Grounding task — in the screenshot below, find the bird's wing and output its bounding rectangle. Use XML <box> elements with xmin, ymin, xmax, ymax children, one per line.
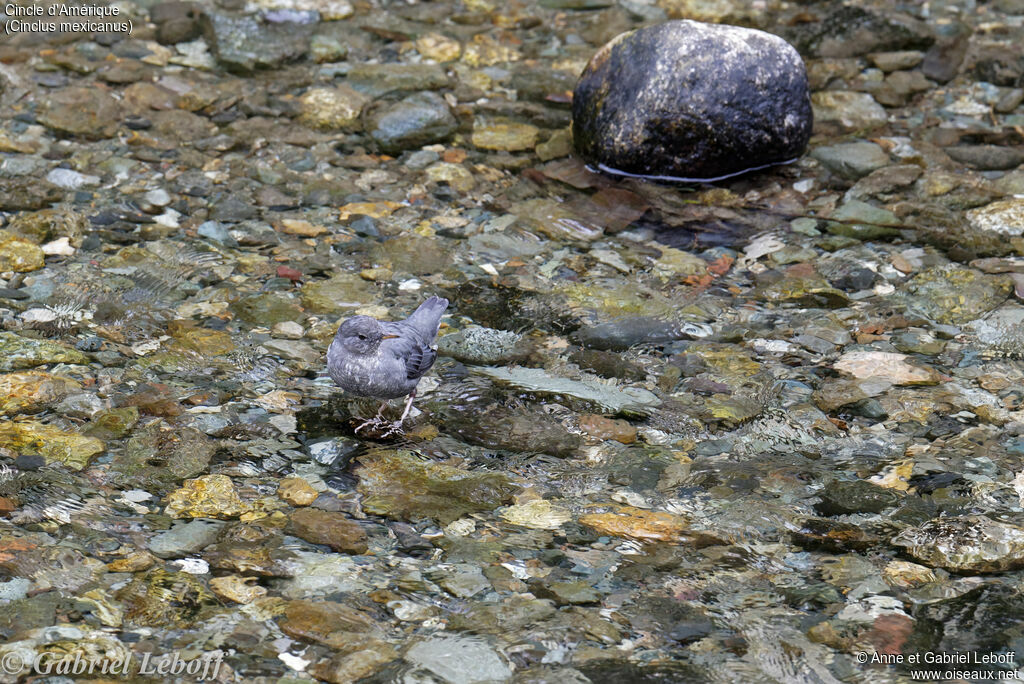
<box><xmin>402</xmin><ymin>341</ymin><xmax>437</xmax><ymax>381</ymax></box>
<box><xmin>381</xmin><ymin>321</ymin><xmax>439</xmax><ymax>381</ymax></box>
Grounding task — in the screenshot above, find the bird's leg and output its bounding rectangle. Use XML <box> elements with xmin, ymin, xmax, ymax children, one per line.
<box><xmin>354</xmin><ymin>401</ymin><xmax>390</xmax><ymax>434</ymax></box>
<box><xmin>380</xmin><ymin>390</ymin><xmax>417</xmax><ymax>437</ymax></box>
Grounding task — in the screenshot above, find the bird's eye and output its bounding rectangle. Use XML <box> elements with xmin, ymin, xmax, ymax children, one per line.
<box><xmin>357</xmin><ymin>334</ymin><xmax>366</xmax><ymax>340</ymax></box>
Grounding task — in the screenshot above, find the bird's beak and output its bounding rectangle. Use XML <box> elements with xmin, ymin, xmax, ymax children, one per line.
<box><xmin>381</xmin><ymin>334</ymin><xmax>400</xmax><ymax>340</ymax></box>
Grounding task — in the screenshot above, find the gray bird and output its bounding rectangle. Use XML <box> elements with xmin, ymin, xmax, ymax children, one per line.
<box><xmin>327</xmin><ymin>295</ymin><xmax>449</xmax><ymax>436</ymax></box>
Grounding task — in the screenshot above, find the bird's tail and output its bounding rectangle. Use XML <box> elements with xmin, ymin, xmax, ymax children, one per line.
<box><xmin>406</xmin><ymin>296</ymin><xmax>449</xmax><ymax>335</ymax></box>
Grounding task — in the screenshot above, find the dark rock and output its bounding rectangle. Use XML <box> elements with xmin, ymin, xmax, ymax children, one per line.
<box><xmin>829</xmin><ymin>266</ymin><xmax>878</xmax><ymax>292</ymax></box>
<box><xmin>572</xmin><ymin>316</ymin><xmax>708</xmax><ymax>351</ymax></box>
<box><xmin>364</xmin><ymin>91</ymin><xmax>458</xmax><ymax>154</ymax></box>
<box><xmin>569</xmin><ymin>348</ymin><xmax>647</xmax><ymax>381</ymax></box>
<box><xmin>791</xmin><ymin>517</ymin><xmax>878</xmax><ymax>552</ymax></box>
<box><xmin>572</xmin><ymin>20</ymin><xmax>812</xmax><ymax>182</ymax></box>
<box><xmin>815</xmin><ymin>479</ymin><xmax>903</xmax><ymax>516</ymax></box>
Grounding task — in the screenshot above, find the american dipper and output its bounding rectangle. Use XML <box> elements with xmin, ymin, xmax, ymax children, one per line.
<box><xmin>327</xmin><ymin>295</ymin><xmax>449</xmax><ymax>436</ymax></box>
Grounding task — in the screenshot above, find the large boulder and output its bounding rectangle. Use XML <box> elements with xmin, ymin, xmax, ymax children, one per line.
<box><xmin>572</xmin><ymin>20</ymin><xmax>812</xmax><ymax>182</ymax></box>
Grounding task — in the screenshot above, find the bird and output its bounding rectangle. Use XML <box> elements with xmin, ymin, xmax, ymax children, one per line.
<box><xmin>327</xmin><ymin>295</ymin><xmax>449</xmax><ymax>436</ymax></box>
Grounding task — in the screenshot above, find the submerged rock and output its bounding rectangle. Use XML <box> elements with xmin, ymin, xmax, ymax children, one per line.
<box><xmin>355</xmin><ymin>450</ymin><xmax>519</xmax><ymax>525</ymax></box>
<box><xmin>892</xmin><ymin>516</ymin><xmax>1024</xmax><ymax>573</ymax></box>
<box><xmin>0</xmin><ymin>371</ymin><xmax>81</xmax><ymax>416</ymax></box>
<box><xmin>572</xmin><ymin>20</ymin><xmax>812</xmax><ymax>181</ymax></box>
<box><xmin>0</xmin><ymin>420</ymin><xmax>104</xmax><ymax>471</ymax></box>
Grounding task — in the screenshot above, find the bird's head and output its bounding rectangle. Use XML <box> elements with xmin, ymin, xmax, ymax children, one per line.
<box><xmin>335</xmin><ymin>316</ymin><xmax>398</xmax><ymax>355</ymax></box>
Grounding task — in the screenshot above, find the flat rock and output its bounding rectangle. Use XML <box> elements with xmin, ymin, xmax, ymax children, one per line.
<box><xmin>38</xmin><ymin>87</ymin><xmax>121</xmax><ymax>139</ymax></box>
<box><xmin>833</xmin><ymin>351</ymin><xmax>941</xmax><ymax>385</ymax></box>
<box><xmin>812</xmin><ymin>141</ymin><xmax>891</xmax><ymax>180</ymax></box>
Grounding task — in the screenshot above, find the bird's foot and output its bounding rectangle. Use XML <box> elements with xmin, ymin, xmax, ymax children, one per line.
<box><xmin>378</xmin><ymin>420</ymin><xmax>406</xmax><ymax>438</ymax></box>
<box><xmin>354</xmin><ymin>415</ymin><xmax>391</xmax><ymax>434</ymax></box>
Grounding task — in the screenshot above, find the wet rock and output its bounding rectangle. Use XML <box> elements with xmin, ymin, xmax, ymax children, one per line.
<box><xmin>355</xmin><ymin>450</ymin><xmax>519</xmax><ymax>525</ymax></box>
<box><xmin>6</xmin><ymin>208</ymin><xmax>87</xmax><ymax>245</ymax></box>
<box><xmin>299</xmin><ymin>85</ymin><xmax>369</xmax><ymax>131</ymax></box>
<box><xmin>905</xmin><ymin>267</ymin><xmax>1011</xmax><ymax>325</ymax></box>
<box><xmin>815</xmin><ymin>479</ymin><xmax>904</xmax><ymax>515</ymax></box>
<box><xmin>892</xmin><ymin>516</ymin><xmax>1024</xmax><ymax>573</ymax></box>
<box><xmin>573</xmin><ymin>20</ymin><xmax>812</xmax><ymax>181</ymax></box>
<box><xmin>533</xmin><ymin>580</ymin><xmax>600</xmax><ymax>606</ymax></box>
<box><xmin>579</xmin><ymin>505</ymin><xmax>691</xmax><ymax>543</ymax></box>
<box><xmin>405</xmin><ymin>635</ymin><xmax>513</xmax><ymax>684</ymax></box>
<box><xmin>0</xmin><ymin>232</ymin><xmax>45</xmax><ymax>272</ymax></box>
<box><xmin>202</xmin><ymin>11</ymin><xmax>312</xmax><ymax>72</ymax></box>
<box><xmin>825</xmin><ymin>200</ymin><xmax>901</xmax><ymax>240</ymax></box>
<box><xmin>300</xmin><ymin>274</ymin><xmax>374</xmax><ymax>314</ymax></box>
<box><xmin>208</xmin><ymin>575</ymin><xmax>267</xmax><ymax>604</ymax></box>
<box><xmin>578</xmin><ymin>414</ymin><xmax>637</xmax><ymax>444</ymax></box>
<box><xmin>310</xmin><ymin>643</ymin><xmax>398</xmax><ymax>684</ymax></box>
<box><xmin>0</xmin><ymin>421</ymin><xmax>104</xmax><ymax>471</ymax></box>
<box><xmin>277</xmin><ymin>476</ymin><xmax>318</xmax><ymax>506</ymax></box>
<box><xmin>966</xmin><ymin>199</ymin><xmax>1024</xmax><ymax>241</ymax></box>
<box><xmin>472</xmin><ymin>118</ymin><xmax>541</xmax><ymax>152</ymax></box>
<box><xmin>83</xmin><ymin>407</ymin><xmax>140</xmax><ymax>440</ymax></box>
<box><xmin>0</xmin><ymin>179</ymin><xmax>61</xmax><ymax>212</ymax></box>
<box><xmin>164</xmin><ymin>474</ymin><xmax>248</xmax><ymax>519</ymax></box>
<box><xmin>791</xmin><ymin>517</ymin><xmax>878</xmax><ymax>552</ymax></box>
<box><xmin>232</xmin><ymin>292</ymin><xmax>305</xmax><ymax>325</ymax></box>
<box><xmin>945</xmin><ymin>145</ymin><xmax>1024</xmax><ymax>171</ymax></box>
<box><xmin>149</xmin><ymin>519</ymin><xmax>226</xmax><ymax>558</ymax></box>
<box><xmin>287</xmin><ymin>508</ymin><xmax>368</xmax><ymax>554</ymax></box>
<box><xmin>812</xmin><ymin>142</ymin><xmax>891</xmax><ymax>180</ymax></box>
<box><xmin>572</xmin><ymin>316</ymin><xmax>709</xmax><ymax>351</ymax></box>
<box><xmin>499</xmin><ymin>500</ymin><xmax>572</xmax><ymax>530</ymax></box>
<box><xmin>150</xmin><ymin>1</ymin><xmax>202</xmax><ymax>44</ymax></box>
<box><xmin>474</xmin><ymin>366</ymin><xmax>661</xmax><ymax>415</ymax></box>
<box><xmin>346</xmin><ymin>63</ymin><xmax>449</xmax><ymax>97</ymax></box>
<box><xmin>364</xmin><ymin>91</ymin><xmax>457</xmax><ymax>153</ymax></box>
<box><xmin>0</xmin><ymin>333</ymin><xmax>90</xmax><ymax>371</ymax></box>
<box><xmin>569</xmin><ymin>348</ymin><xmax>647</xmax><ymax>381</ymax></box>
<box><xmin>833</xmin><ymin>351</ymin><xmax>941</xmax><ymax>385</ymax></box>
<box><xmin>443</xmin><ymin>407</ymin><xmax>582</xmax><ymax>457</ymax></box>
<box><xmin>279</xmin><ymin>598</ymin><xmax>386</xmax><ymax>647</ymax></box>
<box><xmin>38</xmin><ymin>87</ymin><xmax>121</xmax><ymax>139</ymax></box>
<box><xmin>437</xmin><ymin>327</ymin><xmax>523</xmax><ymax>365</ymax></box>
<box><xmin>0</xmin><ymin>371</ymin><xmax>80</xmax><ymax>416</ymax></box>
<box><xmin>811</xmin><ymin>91</ymin><xmax>888</xmax><ymax>133</ymax></box>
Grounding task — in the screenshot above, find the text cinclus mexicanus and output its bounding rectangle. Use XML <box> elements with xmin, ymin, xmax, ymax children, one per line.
<box><xmin>327</xmin><ymin>295</ymin><xmax>449</xmax><ymax>436</ymax></box>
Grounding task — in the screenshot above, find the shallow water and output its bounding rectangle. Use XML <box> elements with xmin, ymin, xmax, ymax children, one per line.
<box><xmin>1</xmin><ymin>0</ymin><xmax>1024</xmax><ymax>683</ymax></box>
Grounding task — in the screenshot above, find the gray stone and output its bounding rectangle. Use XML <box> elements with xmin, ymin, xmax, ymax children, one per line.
<box><xmin>201</xmin><ymin>11</ymin><xmax>312</xmax><ymax>73</ymax></box>
<box><xmin>945</xmin><ymin>145</ymin><xmax>1024</xmax><ymax>171</ymax></box>
<box><xmin>406</xmin><ymin>635</ymin><xmax>513</xmax><ymax>684</ymax></box>
<box><xmin>364</xmin><ymin>91</ymin><xmax>458</xmax><ymax>154</ymax></box>
<box><xmin>812</xmin><ymin>142</ymin><xmax>891</xmax><ymax>180</ymax></box>
<box><xmin>149</xmin><ymin>519</ymin><xmax>226</xmax><ymax>558</ymax></box>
